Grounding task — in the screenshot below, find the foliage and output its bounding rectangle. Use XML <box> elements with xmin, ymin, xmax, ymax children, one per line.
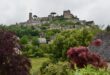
<box><xmin>0</xmin><ymin>30</ymin><xmax>31</xmax><ymax>75</ymax></box>
<box><xmin>50</xmin><ymin>19</ymin><xmax>76</xmax><ymax>26</ymax></box>
<box><xmin>39</xmin><ymin>62</ymin><xmax>69</xmax><ymax>75</ymax></box>
<box><xmin>70</xmin><ymin>65</ymin><xmax>110</xmax><ymax>75</ymax></box>
<box><xmin>50</xmin><ymin>28</ymin><xmax>99</xmax><ymax>61</ymax></box>
<box><xmin>45</xmin><ymin>29</ymin><xmax>60</xmax><ymax>40</ymax></box>
<box><xmin>20</xmin><ymin>36</ymin><xmax>44</xmax><ymax>57</ymax></box>
<box><xmin>67</xmin><ymin>46</ymin><xmax>107</xmax><ymax>69</ymax></box>
<box><xmin>22</xmin><ymin>44</ymin><xmax>44</xmax><ymax>57</ymax></box>
<box><xmin>39</xmin><ymin>61</ymin><xmax>110</xmax><ymax>75</ymax></box>
<box><xmin>5</xmin><ymin>25</ymin><xmax>39</xmax><ymax>38</ymax></box>
<box><xmin>32</xmin><ymin>37</ymin><xmax>39</xmax><ymax>46</ymax></box>
<box><xmin>72</xmin><ymin>65</ymin><xmax>110</xmax><ymax>75</ymax></box>
<box><xmin>38</xmin><ymin>44</ymin><xmax>50</xmax><ymax>53</ymax></box>
<box><xmin>20</xmin><ymin>35</ymin><xmax>29</xmax><ymax>44</ymax></box>
<box><xmin>105</xmin><ymin>25</ymin><xmax>110</xmax><ymax>32</ymax></box>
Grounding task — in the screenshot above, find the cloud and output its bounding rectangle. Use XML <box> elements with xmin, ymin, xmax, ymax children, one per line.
<box><xmin>0</xmin><ymin>0</ymin><xmax>109</xmax><ymax>26</ymax></box>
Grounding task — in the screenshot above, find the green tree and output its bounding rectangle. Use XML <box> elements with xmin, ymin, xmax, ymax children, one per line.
<box><xmin>20</xmin><ymin>35</ymin><xmax>28</xmax><ymax>44</ymax></box>
<box><xmin>106</xmin><ymin>25</ymin><xmax>110</xmax><ymax>31</ymax></box>
<box><xmin>32</xmin><ymin>37</ymin><xmax>39</xmax><ymax>46</ymax></box>
<box><xmin>50</xmin><ymin>28</ymin><xmax>100</xmax><ymax>61</ymax></box>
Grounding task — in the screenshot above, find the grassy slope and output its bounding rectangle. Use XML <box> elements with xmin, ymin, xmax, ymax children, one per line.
<box><xmin>30</xmin><ymin>57</ymin><xmax>49</xmax><ymax>75</ymax></box>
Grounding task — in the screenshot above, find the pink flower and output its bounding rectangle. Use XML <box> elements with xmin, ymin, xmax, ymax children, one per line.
<box><xmin>92</xmin><ymin>39</ymin><xmax>103</xmax><ymax>46</ymax></box>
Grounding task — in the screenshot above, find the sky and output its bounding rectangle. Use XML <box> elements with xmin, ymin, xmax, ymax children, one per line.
<box><xmin>0</xmin><ymin>0</ymin><xmax>110</xmax><ymax>26</ymax></box>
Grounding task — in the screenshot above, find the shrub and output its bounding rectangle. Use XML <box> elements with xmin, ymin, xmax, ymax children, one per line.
<box><xmin>20</xmin><ymin>35</ymin><xmax>29</xmax><ymax>44</ymax></box>
<box><xmin>69</xmin><ymin>65</ymin><xmax>110</xmax><ymax>75</ymax></box>
<box><xmin>38</xmin><ymin>62</ymin><xmax>110</xmax><ymax>75</ymax></box>
<box><xmin>32</xmin><ymin>37</ymin><xmax>39</xmax><ymax>46</ymax></box>
<box><xmin>0</xmin><ymin>30</ymin><xmax>31</xmax><ymax>75</ymax></box>
<box><xmin>22</xmin><ymin>44</ymin><xmax>44</xmax><ymax>57</ymax></box>
<box><xmin>67</xmin><ymin>46</ymin><xmax>107</xmax><ymax>69</ymax></box>
<box><xmin>39</xmin><ymin>62</ymin><xmax>69</xmax><ymax>75</ymax></box>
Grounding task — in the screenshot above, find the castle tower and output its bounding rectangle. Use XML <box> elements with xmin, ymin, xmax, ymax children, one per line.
<box><xmin>29</xmin><ymin>12</ymin><xmax>33</xmax><ymax>21</ymax></box>
<box><xmin>63</xmin><ymin>10</ymin><xmax>74</xmax><ymax>19</ymax></box>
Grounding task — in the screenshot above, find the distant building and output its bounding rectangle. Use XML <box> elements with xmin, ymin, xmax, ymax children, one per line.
<box><xmin>48</xmin><ymin>15</ymin><xmax>53</xmax><ymax>21</ymax></box>
<box><xmin>80</xmin><ymin>20</ymin><xmax>86</xmax><ymax>25</ymax></box>
<box><xmin>19</xmin><ymin>10</ymin><xmax>95</xmax><ymax>27</ymax></box>
<box><xmin>38</xmin><ymin>38</ymin><xmax>47</xmax><ymax>44</ymax></box>
<box><xmin>86</xmin><ymin>21</ymin><xmax>94</xmax><ymax>25</ymax></box>
<box><xmin>20</xmin><ymin>12</ymin><xmax>48</xmax><ymax>25</ymax></box>
<box><xmin>63</xmin><ymin>10</ymin><xmax>74</xmax><ymax>19</ymax></box>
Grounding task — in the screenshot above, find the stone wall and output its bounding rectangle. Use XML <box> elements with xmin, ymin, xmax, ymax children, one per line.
<box><xmin>89</xmin><ymin>32</ymin><xmax>110</xmax><ymax>61</ymax></box>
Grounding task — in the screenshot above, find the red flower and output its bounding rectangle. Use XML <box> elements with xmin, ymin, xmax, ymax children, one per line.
<box><xmin>92</xmin><ymin>39</ymin><xmax>103</xmax><ymax>46</ymax></box>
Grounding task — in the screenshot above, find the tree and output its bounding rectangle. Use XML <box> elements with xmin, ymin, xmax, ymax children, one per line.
<box><xmin>0</xmin><ymin>30</ymin><xmax>31</xmax><ymax>75</ymax></box>
<box><xmin>106</xmin><ymin>25</ymin><xmax>110</xmax><ymax>31</ymax></box>
<box><xmin>45</xmin><ymin>29</ymin><xmax>60</xmax><ymax>40</ymax></box>
<box><xmin>20</xmin><ymin>35</ymin><xmax>29</xmax><ymax>44</ymax></box>
<box><xmin>50</xmin><ymin>28</ymin><xmax>99</xmax><ymax>61</ymax></box>
<box><xmin>32</xmin><ymin>37</ymin><xmax>39</xmax><ymax>46</ymax></box>
<box><xmin>50</xmin><ymin>12</ymin><xmax>56</xmax><ymax>17</ymax></box>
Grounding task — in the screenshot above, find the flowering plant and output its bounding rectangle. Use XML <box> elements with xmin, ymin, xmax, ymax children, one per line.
<box><xmin>67</xmin><ymin>46</ymin><xmax>107</xmax><ymax>68</ymax></box>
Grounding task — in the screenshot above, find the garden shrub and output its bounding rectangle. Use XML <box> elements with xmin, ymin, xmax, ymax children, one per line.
<box><xmin>67</xmin><ymin>46</ymin><xmax>107</xmax><ymax>69</ymax></box>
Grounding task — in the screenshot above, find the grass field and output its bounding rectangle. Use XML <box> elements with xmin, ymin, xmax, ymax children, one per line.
<box><xmin>30</xmin><ymin>57</ymin><xmax>49</xmax><ymax>75</ymax></box>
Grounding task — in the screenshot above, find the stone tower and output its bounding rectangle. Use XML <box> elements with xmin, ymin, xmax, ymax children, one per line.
<box><xmin>29</xmin><ymin>12</ymin><xmax>33</xmax><ymax>21</ymax></box>
<box><xmin>63</xmin><ymin>10</ymin><xmax>73</xmax><ymax>19</ymax></box>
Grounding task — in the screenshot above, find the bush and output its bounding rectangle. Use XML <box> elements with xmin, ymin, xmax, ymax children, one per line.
<box><xmin>0</xmin><ymin>30</ymin><xmax>31</xmax><ymax>75</ymax></box>
<box><xmin>38</xmin><ymin>62</ymin><xmax>110</xmax><ymax>75</ymax></box>
<box><xmin>34</xmin><ymin>48</ymin><xmax>44</xmax><ymax>57</ymax></box>
<box><xmin>67</xmin><ymin>46</ymin><xmax>107</xmax><ymax>69</ymax></box>
<box><xmin>20</xmin><ymin>35</ymin><xmax>29</xmax><ymax>44</ymax></box>
<box><xmin>32</xmin><ymin>37</ymin><xmax>39</xmax><ymax>46</ymax></box>
<box><xmin>39</xmin><ymin>62</ymin><xmax>69</xmax><ymax>75</ymax></box>
<box><xmin>69</xmin><ymin>65</ymin><xmax>110</xmax><ymax>75</ymax></box>
<box><xmin>22</xmin><ymin>44</ymin><xmax>44</xmax><ymax>57</ymax></box>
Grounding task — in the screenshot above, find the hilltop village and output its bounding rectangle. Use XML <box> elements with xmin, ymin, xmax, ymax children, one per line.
<box><xmin>15</xmin><ymin>10</ymin><xmax>97</xmax><ymax>44</ymax></box>
<box><xmin>20</xmin><ymin>10</ymin><xmax>95</xmax><ymax>30</ymax></box>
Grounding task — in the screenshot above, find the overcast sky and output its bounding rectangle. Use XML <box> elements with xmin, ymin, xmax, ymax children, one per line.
<box><xmin>0</xmin><ymin>0</ymin><xmax>110</xmax><ymax>26</ymax></box>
